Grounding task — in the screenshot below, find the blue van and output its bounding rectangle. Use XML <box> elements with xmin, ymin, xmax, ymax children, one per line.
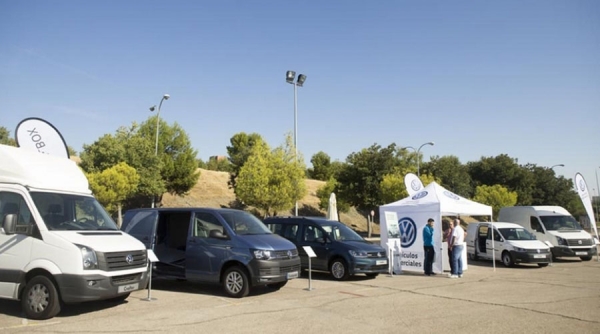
<box><xmin>121</xmin><ymin>208</ymin><xmax>300</xmax><ymax>297</ymax></box>
<box><xmin>263</xmin><ymin>217</ymin><xmax>388</xmax><ymax>280</ymax></box>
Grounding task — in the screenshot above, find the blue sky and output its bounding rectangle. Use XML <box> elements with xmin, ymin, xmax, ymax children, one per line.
<box><xmin>1</xmin><ymin>1</ymin><xmax>599</xmax><ymax>190</ymax></box>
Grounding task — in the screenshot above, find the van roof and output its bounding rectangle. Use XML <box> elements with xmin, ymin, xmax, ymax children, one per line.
<box><xmin>0</xmin><ymin>144</ymin><xmax>91</xmax><ymax>194</ymax></box>
<box><xmin>125</xmin><ymin>207</ymin><xmax>245</xmax><ymax>214</ymax></box>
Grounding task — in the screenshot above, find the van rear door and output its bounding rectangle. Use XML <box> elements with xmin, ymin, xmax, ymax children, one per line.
<box><xmin>122</xmin><ymin>210</ymin><xmax>158</xmax><ymax>249</ymax></box>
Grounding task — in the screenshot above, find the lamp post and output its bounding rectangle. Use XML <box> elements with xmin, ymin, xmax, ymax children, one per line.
<box><xmin>149</xmin><ymin>93</ymin><xmax>170</xmax><ymax>208</ymax></box>
<box><xmin>286</xmin><ymin>71</ymin><xmax>306</xmax><ymax>216</ymax></box>
<box><xmin>550</xmin><ymin>164</ymin><xmax>565</xmax><ymax>170</ymax></box>
<box><xmin>402</xmin><ymin>142</ymin><xmax>434</xmax><ymax>177</ymax></box>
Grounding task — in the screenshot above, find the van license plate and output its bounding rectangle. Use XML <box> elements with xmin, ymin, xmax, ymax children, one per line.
<box><xmin>118</xmin><ymin>283</ymin><xmax>139</xmax><ymax>293</ymax></box>
<box><xmin>575</xmin><ymin>252</ymin><xmax>587</xmax><ymax>256</ymax></box>
<box><xmin>533</xmin><ymin>254</ymin><xmax>545</xmax><ymax>259</ymax></box>
<box><xmin>376</xmin><ymin>260</ymin><xmax>388</xmax><ymax>265</ymax></box>
<box><xmin>287</xmin><ymin>271</ymin><xmax>299</xmax><ymax>279</ymax></box>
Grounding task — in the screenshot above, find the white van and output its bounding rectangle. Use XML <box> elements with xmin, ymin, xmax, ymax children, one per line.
<box><xmin>466</xmin><ymin>222</ymin><xmax>551</xmax><ymax>267</ymax></box>
<box><xmin>498</xmin><ymin>206</ymin><xmax>597</xmax><ymax>261</ymax></box>
<box><xmin>0</xmin><ymin>144</ymin><xmax>149</xmax><ymax>319</ymax></box>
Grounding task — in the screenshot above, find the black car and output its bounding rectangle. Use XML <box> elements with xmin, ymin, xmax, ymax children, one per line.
<box><xmin>263</xmin><ymin>216</ymin><xmax>388</xmax><ymax>280</ymax></box>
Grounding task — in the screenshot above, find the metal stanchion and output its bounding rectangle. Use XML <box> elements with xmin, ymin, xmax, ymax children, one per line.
<box><xmin>143</xmin><ymin>249</ymin><xmax>159</xmax><ymax>301</ymax></box>
<box><xmin>303</xmin><ymin>246</ymin><xmax>316</xmax><ymax>291</ymax></box>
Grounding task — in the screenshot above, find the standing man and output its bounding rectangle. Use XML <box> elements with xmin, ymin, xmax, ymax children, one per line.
<box><xmin>423</xmin><ymin>218</ymin><xmax>435</xmax><ymax>276</ymax></box>
<box><xmin>443</xmin><ymin>219</ymin><xmax>454</xmax><ymax>275</ymax></box>
<box><xmin>449</xmin><ymin>218</ymin><xmax>465</xmax><ymax>278</ymax></box>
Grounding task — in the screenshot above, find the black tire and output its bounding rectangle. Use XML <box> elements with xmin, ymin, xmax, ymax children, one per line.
<box><xmin>223</xmin><ymin>266</ymin><xmax>250</xmax><ymax>298</ymax></box>
<box><xmin>330</xmin><ymin>258</ymin><xmax>350</xmax><ymax>281</ymax></box>
<box><xmin>501</xmin><ymin>251</ymin><xmax>514</xmax><ymax>268</ymax></box>
<box><xmin>366</xmin><ymin>273</ymin><xmax>379</xmax><ymax>279</ymax></box>
<box><xmin>106</xmin><ymin>293</ymin><xmax>130</xmax><ymax>303</ymax></box>
<box><xmin>580</xmin><ymin>256</ymin><xmax>592</xmax><ymax>261</ymax></box>
<box><xmin>538</xmin><ymin>263</ymin><xmax>549</xmax><ymax>268</ymax></box>
<box><xmin>266</xmin><ymin>281</ymin><xmax>287</xmax><ymax>290</ymax></box>
<box><xmin>21</xmin><ymin>275</ymin><xmax>61</xmax><ymax>320</ymax></box>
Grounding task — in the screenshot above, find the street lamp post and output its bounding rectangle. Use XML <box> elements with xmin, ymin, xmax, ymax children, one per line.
<box><xmin>402</xmin><ymin>142</ymin><xmax>434</xmax><ymax>177</ymax></box>
<box><xmin>286</xmin><ymin>71</ymin><xmax>306</xmax><ymax>217</ymax></box>
<box><xmin>550</xmin><ymin>164</ymin><xmax>565</xmax><ymax>170</ymax></box>
<box><xmin>149</xmin><ymin>93</ymin><xmax>170</xmax><ymax>208</ymax></box>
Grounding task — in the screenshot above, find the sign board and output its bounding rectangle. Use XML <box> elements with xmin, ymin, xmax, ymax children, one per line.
<box><xmin>147</xmin><ymin>249</ymin><xmax>159</xmax><ymax>263</ymax></box>
<box><xmin>303</xmin><ymin>246</ymin><xmax>317</xmax><ymax>258</ymax></box>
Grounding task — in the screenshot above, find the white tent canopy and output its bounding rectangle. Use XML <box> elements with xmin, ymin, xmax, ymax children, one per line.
<box><xmin>379</xmin><ymin>182</ymin><xmax>492</xmax><ymax>274</ymax></box>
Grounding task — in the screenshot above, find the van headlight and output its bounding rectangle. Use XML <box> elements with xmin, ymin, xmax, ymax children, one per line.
<box><xmin>76</xmin><ymin>244</ymin><xmax>98</xmax><ymax>270</ymax></box>
<box><xmin>349</xmin><ymin>250</ymin><xmax>368</xmax><ymax>258</ymax></box>
<box><xmin>513</xmin><ymin>247</ymin><xmax>526</xmax><ymax>252</ymax></box>
<box><xmin>556</xmin><ymin>237</ymin><xmax>567</xmax><ymax>246</ymax></box>
<box><xmin>253</xmin><ymin>249</ymin><xmax>273</xmax><ymax>260</ymax></box>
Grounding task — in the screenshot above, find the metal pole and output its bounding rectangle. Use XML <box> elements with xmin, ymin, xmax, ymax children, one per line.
<box><xmin>417</xmin><ymin>148</ymin><xmax>421</xmax><ymax>177</ymax></box>
<box><xmin>151</xmin><ymin>97</ymin><xmax>166</xmax><ymax>209</ymax></box>
<box><xmin>294</xmin><ymin>83</ymin><xmax>298</xmax><ymax>216</ymax></box>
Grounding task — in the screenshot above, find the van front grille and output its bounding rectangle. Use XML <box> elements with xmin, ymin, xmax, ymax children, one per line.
<box><xmin>566</xmin><ymin>239</ymin><xmax>594</xmax><ymax>247</ymax></box>
<box><xmin>97</xmin><ymin>250</ymin><xmax>147</xmax><ymax>271</ymax></box>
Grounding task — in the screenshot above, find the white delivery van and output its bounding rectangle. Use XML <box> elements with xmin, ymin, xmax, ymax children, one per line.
<box><xmin>0</xmin><ymin>144</ymin><xmax>149</xmax><ymax>319</ymax></box>
<box><xmin>498</xmin><ymin>206</ymin><xmax>597</xmax><ymax>261</ymax></box>
<box><xmin>466</xmin><ymin>222</ymin><xmax>551</xmax><ymax>267</ymax></box>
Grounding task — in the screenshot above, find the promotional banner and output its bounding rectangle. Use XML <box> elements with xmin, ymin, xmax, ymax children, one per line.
<box><xmin>404</xmin><ymin>173</ymin><xmax>424</xmax><ymax>196</ymax></box>
<box><xmin>396</xmin><ymin>212</ymin><xmax>442</xmax><ymax>273</ymax></box>
<box><xmin>574</xmin><ymin>173</ymin><xmax>599</xmax><ymax>240</ymax></box>
<box><xmin>15</xmin><ymin>117</ymin><xmax>70</xmax><ymax>158</ymax></box>
<box><xmin>382</xmin><ymin>211</ymin><xmax>402</xmax><ymax>274</ymax></box>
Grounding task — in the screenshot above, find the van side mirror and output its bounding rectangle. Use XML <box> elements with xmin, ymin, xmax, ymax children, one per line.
<box><xmin>2</xmin><ymin>214</ymin><xmax>17</xmax><ymax>235</ymax></box>
<box><xmin>209</xmin><ymin>229</ymin><xmax>229</xmax><ymax>240</ymax></box>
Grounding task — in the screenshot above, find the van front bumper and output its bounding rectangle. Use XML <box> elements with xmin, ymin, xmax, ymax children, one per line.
<box><xmin>55</xmin><ymin>270</ymin><xmax>149</xmax><ymax>303</ymax></box>
<box><xmin>551</xmin><ymin>246</ymin><xmax>597</xmax><ymax>258</ymax></box>
<box><xmin>249</xmin><ymin>257</ymin><xmax>301</xmax><ymax>286</ymax></box>
<box><xmin>509</xmin><ymin>251</ymin><xmax>551</xmax><ymax>264</ymax></box>
<box><xmin>350</xmin><ymin>257</ymin><xmax>389</xmax><ymax>275</ymax></box>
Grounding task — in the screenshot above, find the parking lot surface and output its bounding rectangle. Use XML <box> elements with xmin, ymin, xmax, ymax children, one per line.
<box><xmin>1</xmin><ymin>258</ymin><xmax>599</xmax><ymax>334</ymax></box>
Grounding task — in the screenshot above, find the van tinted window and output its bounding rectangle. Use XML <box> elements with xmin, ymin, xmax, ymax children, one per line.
<box><xmin>123</xmin><ymin>211</ymin><xmax>156</xmax><ymax>236</ymax></box>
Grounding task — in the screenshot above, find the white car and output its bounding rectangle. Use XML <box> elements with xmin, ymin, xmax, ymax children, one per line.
<box><xmin>466</xmin><ymin>222</ymin><xmax>551</xmax><ymax>267</ymax></box>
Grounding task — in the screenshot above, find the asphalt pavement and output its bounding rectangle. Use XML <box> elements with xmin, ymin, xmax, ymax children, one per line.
<box><xmin>1</xmin><ymin>257</ymin><xmax>599</xmax><ymax>334</ymax></box>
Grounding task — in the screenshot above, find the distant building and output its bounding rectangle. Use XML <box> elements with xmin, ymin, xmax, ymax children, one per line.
<box><xmin>209</xmin><ymin>155</ymin><xmax>227</xmax><ymax>162</ymax></box>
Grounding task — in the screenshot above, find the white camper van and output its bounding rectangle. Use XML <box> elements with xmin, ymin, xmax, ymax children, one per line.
<box><xmin>0</xmin><ymin>144</ymin><xmax>149</xmax><ymax>319</ymax></box>
<box><xmin>498</xmin><ymin>206</ymin><xmax>597</xmax><ymax>261</ymax></box>
<box><xmin>466</xmin><ymin>222</ymin><xmax>551</xmax><ymax>267</ymax></box>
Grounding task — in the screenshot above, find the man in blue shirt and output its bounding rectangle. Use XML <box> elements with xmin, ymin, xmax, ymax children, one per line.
<box><xmin>423</xmin><ymin>218</ymin><xmax>435</xmax><ymax>276</ymax></box>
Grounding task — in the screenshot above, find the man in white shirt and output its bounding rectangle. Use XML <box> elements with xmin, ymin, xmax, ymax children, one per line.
<box><xmin>448</xmin><ymin>219</ymin><xmax>465</xmax><ymax>278</ymax></box>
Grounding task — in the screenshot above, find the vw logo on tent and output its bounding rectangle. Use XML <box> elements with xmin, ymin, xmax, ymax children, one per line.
<box><xmin>410</xmin><ymin>179</ymin><xmax>421</xmax><ymax>191</ymax></box>
<box><xmin>398</xmin><ymin>217</ymin><xmax>417</xmax><ymax>248</ymax></box>
<box><xmin>411</xmin><ymin>191</ymin><xmax>428</xmax><ymax>200</ymax></box>
<box><xmin>443</xmin><ymin>190</ymin><xmax>460</xmax><ymax>200</ymax></box>
<box><xmin>579</xmin><ymin>179</ymin><xmax>586</xmax><ymax>192</ymax></box>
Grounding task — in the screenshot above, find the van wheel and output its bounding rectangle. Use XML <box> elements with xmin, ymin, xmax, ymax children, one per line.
<box><xmin>21</xmin><ymin>275</ymin><xmax>61</xmax><ymax>320</ymax></box>
<box><xmin>223</xmin><ymin>266</ymin><xmax>250</xmax><ymax>298</ymax></box>
<box><xmin>330</xmin><ymin>258</ymin><xmax>349</xmax><ymax>281</ymax></box>
<box><xmin>580</xmin><ymin>256</ymin><xmax>592</xmax><ymax>261</ymax></box>
<box><xmin>501</xmin><ymin>252</ymin><xmax>514</xmax><ymax>267</ymax></box>
<box><xmin>266</xmin><ymin>281</ymin><xmax>287</xmax><ymax>290</ymax></box>
<box><xmin>537</xmin><ymin>263</ymin><xmax>549</xmax><ymax>267</ymax></box>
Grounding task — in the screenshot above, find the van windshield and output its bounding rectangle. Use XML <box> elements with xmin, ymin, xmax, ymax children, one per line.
<box><xmin>498</xmin><ymin>227</ymin><xmax>536</xmax><ymax>241</ymax></box>
<box><xmin>322</xmin><ymin>224</ymin><xmax>364</xmax><ymax>242</ymax></box>
<box><xmin>221</xmin><ymin>211</ymin><xmax>272</xmax><ymax>235</ymax></box>
<box><xmin>30</xmin><ymin>192</ymin><xmax>118</xmax><ymax>231</ymax></box>
<box><xmin>540</xmin><ymin>215</ymin><xmax>583</xmax><ymax>231</ymax></box>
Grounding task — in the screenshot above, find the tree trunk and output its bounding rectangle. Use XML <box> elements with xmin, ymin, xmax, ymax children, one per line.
<box><xmin>117</xmin><ymin>203</ymin><xmax>123</xmax><ymax>227</ymax></box>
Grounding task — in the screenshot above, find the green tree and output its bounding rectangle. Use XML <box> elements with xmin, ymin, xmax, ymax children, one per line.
<box><xmin>468</xmin><ymin>154</ymin><xmax>534</xmax><ymax>205</ymax></box>
<box><xmin>0</xmin><ymin>126</ymin><xmax>17</xmax><ymax>146</ymax></box>
<box><xmin>472</xmin><ymin>184</ymin><xmax>518</xmax><ymax>220</ymax></box>
<box><xmin>227</xmin><ymin>132</ymin><xmax>267</xmax><ymax>189</ymax></box>
<box><xmin>422</xmin><ymin>155</ymin><xmax>473</xmax><ymax>197</ymax></box>
<box><xmin>67</xmin><ymin>146</ymin><xmax>77</xmax><ymax>157</ymax></box>
<box><xmin>316</xmin><ymin>178</ymin><xmax>351</xmax><ymax>213</ymax></box>
<box><xmin>336</xmin><ymin>143</ymin><xmax>408</xmax><ymax>211</ymax></box>
<box><xmin>308</xmin><ymin>151</ymin><xmax>333</xmax><ymax>181</ymax></box>
<box><xmin>235</xmin><ymin>135</ymin><xmax>306</xmax><ymax>217</ymax></box>
<box><xmin>206</xmin><ymin>157</ymin><xmax>233</xmax><ymax>172</ymax></box>
<box><xmin>526</xmin><ymin>164</ymin><xmax>579</xmax><ymax>211</ymax></box>
<box><xmin>87</xmin><ymin>162</ymin><xmax>140</xmax><ymax>226</ymax></box>
<box><xmin>197</xmin><ymin>158</ymin><xmax>207</xmax><ymax>169</ymax></box>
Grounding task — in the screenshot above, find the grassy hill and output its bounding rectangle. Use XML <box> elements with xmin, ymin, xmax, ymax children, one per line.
<box><xmin>161</xmin><ymin>168</ymin><xmax>380</xmax><ymax>235</ymax></box>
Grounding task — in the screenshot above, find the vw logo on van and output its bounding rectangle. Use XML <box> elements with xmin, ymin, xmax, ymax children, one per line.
<box><xmin>443</xmin><ymin>191</ymin><xmax>460</xmax><ymax>200</ymax></box>
<box><xmin>125</xmin><ymin>254</ymin><xmax>134</xmax><ymax>264</ymax></box>
<box><xmin>287</xmin><ymin>250</ymin><xmax>293</xmax><ymax>258</ymax></box>
<box><xmin>398</xmin><ymin>217</ymin><xmax>417</xmax><ymax>248</ymax></box>
<box><xmin>411</xmin><ymin>191</ymin><xmax>428</xmax><ymax>200</ymax></box>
